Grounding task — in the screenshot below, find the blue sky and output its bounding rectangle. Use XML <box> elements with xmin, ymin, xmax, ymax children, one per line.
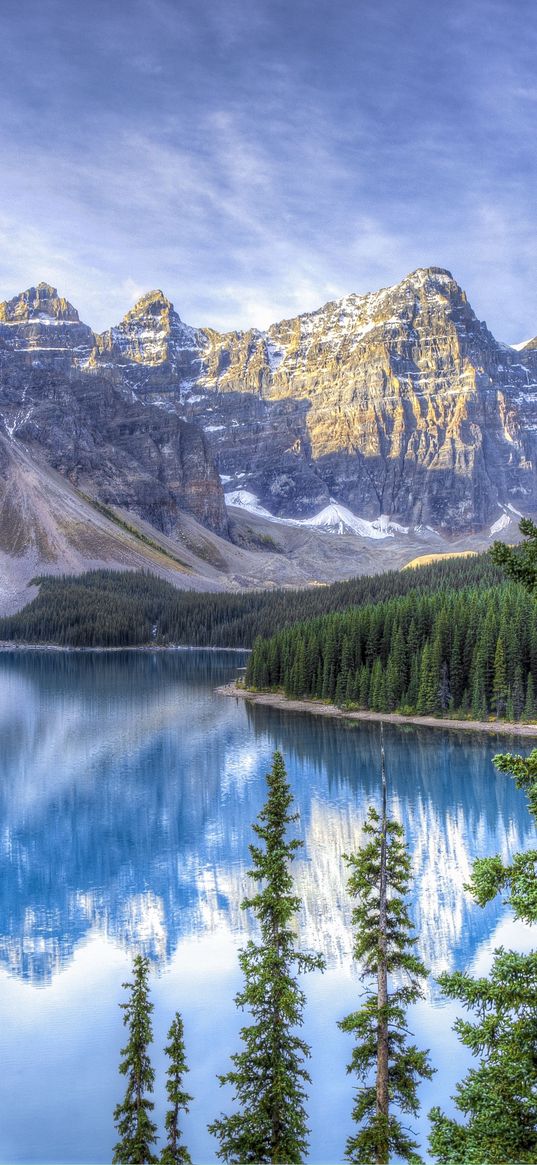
<box><xmin>0</xmin><ymin>0</ymin><xmax>535</xmax><ymax>341</ymax></box>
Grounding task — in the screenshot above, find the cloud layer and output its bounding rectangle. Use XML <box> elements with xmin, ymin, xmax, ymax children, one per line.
<box><xmin>0</xmin><ymin>0</ymin><xmax>535</xmax><ymax>341</ymax></box>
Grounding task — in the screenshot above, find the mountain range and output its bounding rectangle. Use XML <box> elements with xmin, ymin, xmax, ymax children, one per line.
<box><xmin>1</xmin><ymin>268</ymin><xmax>536</xmax><ymax>611</ymax></box>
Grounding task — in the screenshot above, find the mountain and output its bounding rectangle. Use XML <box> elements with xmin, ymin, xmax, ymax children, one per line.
<box><xmin>86</xmin><ymin>266</ymin><xmax>537</xmax><ymax>536</ymax></box>
<box><xmin>1</xmin><ymin>269</ymin><xmax>536</xmax><ymax>610</ymax></box>
<box><xmin>90</xmin><ymin>288</ymin><xmax>205</xmax><ymax>386</ymax></box>
<box><xmin>0</xmin><ymin>281</ymin><xmax>94</xmax><ymax>367</ymax></box>
<box><xmin>0</xmin><ymin>283</ymin><xmax>227</xmax><ymax>534</ymax></box>
<box><xmin>184</xmin><ymin>267</ymin><xmax>537</xmax><ymax>533</ymax></box>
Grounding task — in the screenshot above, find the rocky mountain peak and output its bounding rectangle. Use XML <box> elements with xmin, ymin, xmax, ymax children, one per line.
<box><xmin>1</xmin><ymin>267</ymin><xmax>536</xmax><ymax>543</ymax></box>
<box><xmin>405</xmin><ymin>265</ymin><xmax>454</xmax><ymax>282</ymax></box>
<box><xmin>0</xmin><ymin>283</ymin><xmax>94</xmax><ymax>368</ymax></box>
<box><xmin>123</xmin><ymin>289</ymin><xmax>175</xmax><ymax>322</ymax></box>
<box><xmin>0</xmin><ymin>283</ymin><xmax>81</xmax><ymax>324</ymax></box>
<box><xmin>94</xmin><ymin>288</ymin><xmax>203</xmax><ymax>380</ymax></box>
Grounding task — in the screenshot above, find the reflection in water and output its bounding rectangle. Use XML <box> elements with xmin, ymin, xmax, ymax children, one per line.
<box><xmin>0</xmin><ymin>649</ymin><xmax>535</xmax><ymax>1164</ymax></box>
<box><xmin>0</xmin><ymin>650</ymin><xmax>533</xmax><ymax>984</ymax></box>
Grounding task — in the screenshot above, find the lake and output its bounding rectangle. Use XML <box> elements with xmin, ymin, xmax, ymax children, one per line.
<box><xmin>0</xmin><ymin>648</ymin><xmax>534</xmax><ymax>1164</ymax></box>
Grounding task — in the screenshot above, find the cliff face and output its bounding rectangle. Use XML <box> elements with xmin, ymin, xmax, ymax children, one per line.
<box><xmin>90</xmin><ymin>289</ymin><xmax>207</xmax><ymax>389</ymax></box>
<box><xmin>0</xmin><ymin>286</ymin><xmax>227</xmax><ymax>537</ymax></box>
<box><xmin>1</xmin><ymin>269</ymin><xmax>536</xmax><ymax>544</ymax></box>
<box><xmin>0</xmin><ymin>282</ymin><xmax>94</xmax><ymax>368</ymax></box>
<box><xmin>187</xmin><ymin>268</ymin><xmax>537</xmax><ymax>531</ymax></box>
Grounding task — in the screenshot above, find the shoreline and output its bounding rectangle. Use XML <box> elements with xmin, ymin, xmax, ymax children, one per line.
<box><xmin>0</xmin><ymin>642</ymin><xmax>250</xmax><ymax>655</ymax></box>
<box><xmin>217</xmin><ymin>682</ymin><xmax>537</xmax><ymax>739</ymax></box>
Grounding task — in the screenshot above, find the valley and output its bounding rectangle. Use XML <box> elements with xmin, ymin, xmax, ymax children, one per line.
<box><xmin>1</xmin><ymin>268</ymin><xmax>535</xmax><ymax>613</ymax></box>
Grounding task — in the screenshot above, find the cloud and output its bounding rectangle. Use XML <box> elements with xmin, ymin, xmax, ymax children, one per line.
<box><xmin>0</xmin><ymin>0</ymin><xmax>535</xmax><ymax>341</ymax></box>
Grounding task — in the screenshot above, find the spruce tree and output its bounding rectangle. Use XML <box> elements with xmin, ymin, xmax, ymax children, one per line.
<box><xmin>161</xmin><ymin>1013</ymin><xmax>192</xmax><ymax>1165</ymax></box>
<box><xmin>339</xmin><ymin>736</ymin><xmax>433</xmax><ymax>1164</ymax></box>
<box><xmin>491</xmin><ymin>517</ymin><xmax>537</xmax><ymax>593</ymax></box>
<box><xmin>429</xmin><ymin>952</ymin><xmax>537</xmax><ymax>1164</ymax></box>
<box><xmin>492</xmin><ymin>635</ymin><xmax>508</xmax><ymax>717</ymax></box>
<box><xmin>113</xmin><ymin>955</ymin><xmax>158</xmax><ymax>1165</ymax></box>
<box><xmin>525</xmin><ymin>673</ymin><xmax>535</xmax><ymax>721</ymax></box>
<box><xmin>429</xmin><ymin>747</ymin><xmax>537</xmax><ymax>1162</ymax></box>
<box><xmin>208</xmin><ymin>750</ymin><xmax>324</xmax><ymax>1164</ymax></box>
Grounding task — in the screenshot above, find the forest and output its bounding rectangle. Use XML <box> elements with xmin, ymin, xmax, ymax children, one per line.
<box><xmin>0</xmin><ymin>553</ymin><xmax>504</xmax><ymax>648</ymax></box>
<box><xmin>111</xmin><ymin>745</ymin><xmax>537</xmax><ymax>1165</ymax></box>
<box><xmin>244</xmin><ymin>587</ymin><xmax>535</xmax><ymax>722</ymax></box>
<box><xmin>245</xmin><ymin>580</ymin><xmax>537</xmax><ymax>721</ymax></box>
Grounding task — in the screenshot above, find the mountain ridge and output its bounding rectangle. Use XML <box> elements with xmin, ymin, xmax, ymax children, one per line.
<box><xmin>1</xmin><ymin>266</ymin><xmax>536</xmax><ymax>610</ymax></box>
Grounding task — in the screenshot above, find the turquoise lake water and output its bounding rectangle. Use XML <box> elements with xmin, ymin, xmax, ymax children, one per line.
<box><xmin>0</xmin><ymin>648</ymin><xmax>534</xmax><ymax>1163</ymax></box>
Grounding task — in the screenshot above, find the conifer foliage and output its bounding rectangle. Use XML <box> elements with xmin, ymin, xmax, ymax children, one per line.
<box><xmin>428</xmin><ymin>951</ymin><xmax>537</xmax><ymax>1164</ymax></box>
<box><xmin>428</xmin><ymin>750</ymin><xmax>537</xmax><ymax>1163</ymax></box>
<box><xmin>339</xmin><ymin>739</ymin><xmax>433</xmax><ymax>1163</ymax></box>
<box><xmin>491</xmin><ymin>517</ymin><xmax>537</xmax><ymax>594</ymax></box>
<box><xmin>246</xmin><ymin>581</ymin><xmax>537</xmax><ymax>722</ymax></box>
<box><xmin>208</xmin><ymin>751</ymin><xmax>325</xmax><ymax>1164</ymax></box>
<box><xmin>429</xmin><ymin>524</ymin><xmax>537</xmax><ymax>1161</ymax></box>
<box><xmin>0</xmin><ymin>552</ymin><xmax>502</xmax><ymax>648</ymax></box>
<box><xmin>161</xmin><ymin>1013</ymin><xmax>192</xmax><ymax>1165</ymax></box>
<box><xmin>113</xmin><ymin>954</ymin><xmax>159</xmax><ymax>1164</ymax></box>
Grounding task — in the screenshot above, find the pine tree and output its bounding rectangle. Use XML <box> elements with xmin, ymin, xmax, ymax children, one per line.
<box><xmin>513</xmin><ymin>663</ymin><xmax>525</xmax><ymax>720</ymax></box>
<box><xmin>429</xmin><ymin>952</ymin><xmax>537</xmax><ymax>1164</ymax></box>
<box><xmin>524</xmin><ymin>673</ymin><xmax>535</xmax><ymax>721</ymax></box>
<box><xmin>208</xmin><ymin>751</ymin><xmax>324</xmax><ymax>1164</ymax></box>
<box><xmin>491</xmin><ymin>517</ymin><xmax>537</xmax><ymax>593</ymax></box>
<box><xmin>492</xmin><ymin>635</ymin><xmax>508</xmax><ymax>717</ymax></box>
<box><xmin>161</xmin><ymin>1014</ymin><xmax>192</xmax><ymax>1165</ymax></box>
<box><xmin>429</xmin><ymin>747</ymin><xmax>537</xmax><ymax>1162</ymax></box>
<box><xmin>113</xmin><ymin>955</ymin><xmax>158</xmax><ymax>1165</ymax></box>
<box><xmin>339</xmin><ymin>735</ymin><xmax>433</xmax><ymax>1164</ymax></box>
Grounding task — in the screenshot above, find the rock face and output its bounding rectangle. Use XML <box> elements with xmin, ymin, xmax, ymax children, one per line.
<box><xmin>90</xmin><ymin>289</ymin><xmax>206</xmax><ymax>389</ymax></box>
<box><xmin>187</xmin><ymin>268</ymin><xmax>537</xmax><ymax>532</ymax></box>
<box><xmin>1</xmin><ymin>268</ymin><xmax>536</xmax><ymax>545</ymax></box>
<box><xmin>0</xmin><ymin>287</ymin><xmax>227</xmax><ymax>537</ymax></box>
<box><xmin>0</xmin><ymin>283</ymin><xmax>94</xmax><ymax>368</ymax></box>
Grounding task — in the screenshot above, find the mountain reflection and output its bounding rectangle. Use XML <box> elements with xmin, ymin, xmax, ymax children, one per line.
<box><xmin>0</xmin><ymin>650</ymin><xmax>533</xmax><ymax>984</ymax></box>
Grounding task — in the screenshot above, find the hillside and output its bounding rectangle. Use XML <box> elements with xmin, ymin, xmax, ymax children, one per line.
<box><xmin>1</xmin><ymin>269</ymin><xmax>536</xmax><ymax>608</ymax></box>
<box><xmin>0</xmin><ymin>553</ymin><xmax>503</xmax><ymax>648</ymax></box>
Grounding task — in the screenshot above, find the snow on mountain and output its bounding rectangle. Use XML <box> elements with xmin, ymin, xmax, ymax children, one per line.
<box><xmin>489</xmin><ymin>511</ymin><xmax>511</xmax><ymax>535</ymax></box>
<box><xmin>300</xmin><ymin>502</ymin><xmax>409</xmax><ymax>538</ymax></box>
<box><xmin>224</xmin><ymin>489</ymin><xmax>276</xmax><ymax>519</ymax></box>
<box><xmin>225</xmin><ymin>491</ymin><xmax>409</xmax><ymax>540</ymax></box>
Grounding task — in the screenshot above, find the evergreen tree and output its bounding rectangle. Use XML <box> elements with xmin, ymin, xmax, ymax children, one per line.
<box><xmin>429</xmin><ymin>952</ymin><xmax>537</xmax><ymax>1164</ymax></box>
<box><xmin>491</xmin><ymin>517</ymin><xmax>537</xmax><ymax>593</ymax></box>
<box><xmin>339</xmin><ymin>736</ymin><xmax>433</xmax><ymax>1164</ymax></box>
<box><xmin>113</xmin><ymin>955</ymin><xmax>158</xmax><ymax>1165</ymax></box>
<box><xmin>208</xmin><ymin>751</ymin><xmax>324</xmax><ymax>1164</ymax></box>
<box><xmin>513</xmin><ymin>663</ymin><xmax>526</xmax><ymax>720</ymax></box>
<box><xmin>492</xmin><ymin>635</ymin><xmax>508</xmax><ymax>717</ymax></box>
<box><xmin>161</xmin><ymin>1014</ymin><xmax>192</xmax><ymax>1165</ymax></box>
<box><xmin>429</xmin><ymin>747</ymin><xmax>537</xmax><ymax>1162</ymax></box>
<box><xmin>525</xmin><ymin>673</ymin><xmax>536</xmax><ymax>721</ymax></box>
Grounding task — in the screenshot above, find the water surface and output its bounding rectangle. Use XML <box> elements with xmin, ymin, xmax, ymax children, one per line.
<box><xmin>0</xmin><ymin>649</ymin><xmax>534</xmax><ymax>1163</ymax></box>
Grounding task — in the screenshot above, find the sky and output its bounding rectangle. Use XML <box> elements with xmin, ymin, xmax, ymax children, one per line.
<box><xmin>0</xmin><ymin>0</ymin><xmax>535</xmax><ymax>342</ymax></box>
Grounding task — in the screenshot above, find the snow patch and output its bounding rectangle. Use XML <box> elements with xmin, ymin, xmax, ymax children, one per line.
<box><xmin>225</xmin><ymin>490</ymin><xmax>274</xmax><ymax>519</ymax></box>
<box><xmin>265</xmin><ymin>340</ymin><xmax>285</xmax><ymax>371</ymax></box>
<box><xmin>225</xmin><ymin>492</ymin><xmax>409</xmax><ymax>540</ymax></box>
<box><xmin>299</xmin><ymin>502</ymin><xmax>408</xmax><ymax>539</ymax></box>
<box><xmin>490</xmin><ymin>512</ymin><xmax>511</xmax><ymax>536</ymax></box>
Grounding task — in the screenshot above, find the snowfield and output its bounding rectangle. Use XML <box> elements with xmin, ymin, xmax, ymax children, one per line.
<box><xmin>224</xmin><ymin>492</ymin><xmax>410</xmax><ymax>540</ymax></box>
